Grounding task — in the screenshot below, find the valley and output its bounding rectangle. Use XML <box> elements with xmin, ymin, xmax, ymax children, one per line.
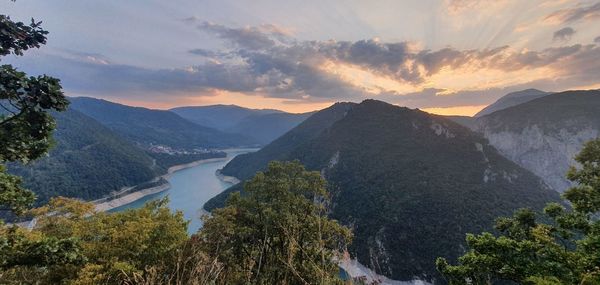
<box><xmin>6</xmin><ymin>90</ymin><xmax>599</xmax><ymax>284</ymax></box>
<box><xmin>107</xmin><ymin>148</ymin><xmax>257</xmax><ymax>234</ymax></box>
<box><xmin>3</xmin><ymin>3</ymin><xmax>600</xmax><ymax>283</ymax></box>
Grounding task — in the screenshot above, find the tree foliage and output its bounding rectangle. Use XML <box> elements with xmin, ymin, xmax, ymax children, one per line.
<box><xmin>213</xmin><ymin>99</ymin><xmax>559</xmax><ymax>281</ymax></box>
<box><xmin>0</xmin><ymin>3</ymin><xmax>68</xmax><ymax>215</ymax></box>
<box><xmin>198</xmin><ymin>161</ymin><xmax>352</xmax><ymax>284</ymax></box>
<box><xmin>437</xmin><ymin>138</ymin><xmax>600</xmax><ymax>285</ymax></box>
<box><xmin>0</xmin><ymin>197</ymin><xmax>189</xmax><ymax>284</ymax></box>
<box><xmin>0</xmin><ymin>2</ymin><xmax>85</xmax><ymax>281</ymax></box>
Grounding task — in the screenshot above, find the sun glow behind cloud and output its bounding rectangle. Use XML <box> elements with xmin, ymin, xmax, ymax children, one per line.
<box><xmin>318</xmin><ymin>60</ymin><xmax>421</xmax><ymax>94</ymax></box>
<box><xmin>317</xmin><ymin>48</ymin><xmax>560</xmax><ymax>107</ymax></box>
<box><xmin>4</xmin><ymin>0</ymin><xmax>600</xmax><ymax>117</ymax></box>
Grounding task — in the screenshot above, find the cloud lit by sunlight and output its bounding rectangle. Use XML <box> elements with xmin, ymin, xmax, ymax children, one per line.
<box><xmin>319</xmin><ymin>60</ymin><xmax>421</xmax><ymax>95</ymax></box>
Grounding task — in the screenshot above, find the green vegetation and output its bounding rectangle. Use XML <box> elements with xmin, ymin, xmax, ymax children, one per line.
<box><xmin>171</xmin><ymin>104</ymin><xmax>282</xmax><ymax>130</ymax></box>
<box><xmin>0</xmin><ymin>18</ymin><xmax>351</xmax><ymax>280</ymax></box>
<box><xmin>469</xmin><ymin>89</ymin><xmax>600</xmax><ymax>193</ymax></box>
<box><xmin>225</xmin><ymin>111</ymin><xmax>314</xmax><ymax>145</ymax></box>
<box><xmin>1</xmin><ymin>198</ymin><xmax>189</xmax><ymax>284</ymax></box>
<box><xmin>218</xmin><ymin>102</ymin><xmax>355</xmax><ymax>181</ymax></box>
<box><xmin>7</xmin><ymin>109</ymin><xmax>163</xmax><ymax>205</ymax></box>
<box><xmin>70</xmin><ymin>97</ymin><xmax>257</xmax><ymax>149</ymax></box>
<box><xmin>474</xmin><ymin>89</ymin><xmax>550</xmax><ymax>117</ymax></box>
<box><xmin>2</xmin><ymin>4</ymin><xmax>597</xmax><ymax>284</ymax></box>
<box><xmin>198</xmin><ymin>161</ymin><xmax>352</xmax><ymax>284</ymax></box>
<box><xmin>6</xmin><ymin>108</ymin><xmax>226</xmax><ymax>207</ymax></box>
<box><xmin>0</xmin><ymin>6</ymin><xmax>87</xmax><ymax>278</ymax></box>
<box><xmin>171</xmin><ymin>104</ymin><xmax>313</xmax><ymax>146</ymax></box>
<box><xmin>437</xmin><ymin>138</ymin><xmax>600</xmax><ymax>285</ymax></box>
<box><xmin>1</xmin><ymin>163</ymin><xmax>351</xmax><ymax>284</ymax></box>
<box><xmin>0</xmin><ymin>6</ymin><xmax>69</xmax><ymax>215</ymax></box>
<box><xmin>477</xmin><ymin>89</ymin><xmax>600</xmax><ymax>134</ymax></box>
<box><xmin>210</xmin><ymin>99</ymin><xmax>561</xmax><ymax>282</ymax></box>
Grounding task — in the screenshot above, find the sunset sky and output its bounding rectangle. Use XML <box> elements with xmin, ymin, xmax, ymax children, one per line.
<box><xmin>2</xmin><ymin>0</ymin><xmax>600</xmax><ymax>115</ymax></box>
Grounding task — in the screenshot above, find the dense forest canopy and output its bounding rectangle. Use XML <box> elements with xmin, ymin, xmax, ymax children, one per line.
<box><xmin>437</xmin><ymin>138</ymin><xmax>600</xmax><ymax>285</ymax></box>
<box><xmin>210</xmin><ymin>99</ymin><xmax>561</xmax><ymax>281</ymax></box>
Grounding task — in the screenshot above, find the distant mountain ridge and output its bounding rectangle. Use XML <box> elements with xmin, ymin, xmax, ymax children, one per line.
<box><xmin>474</xmin><ymin>88</ymin><xmax>551</xmax><ymax>117</ymax></box>
<box><xmin>70</xmin><ymin>97</ymin><xmax>256</xmax><ymax>149</ymax></box>
<box><xmin>225</xmin><ymin>111</ymin><xmax>315</xmax><ymax>145</ymax></box>
<box><xmin>170</xmin><ymin>105</ymin><xmax>282</xmax><ymax>130</ymax></box>
<box><xmin>208</xmin><ymin>99</ymin><xmax>559</xmax><ymax>282</ymax></box>
<box><xmin>171</xmin><ymin>104</ymin><xmax>314</xmax><ymax>145</ymax></box>
<box><xmin>215</xmin><ymin>102</ymin><xmax>355</xmax><ymax>180</ymax></box>
<box><xmin>472</xmin><ymin>89</ymin><xmax>600</xmax><ymax>192</ymax></box>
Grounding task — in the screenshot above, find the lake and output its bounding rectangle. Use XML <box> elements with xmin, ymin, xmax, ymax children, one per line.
<box><xmin>109</xmin><ymin>148</ymin><xmax>256</xmax><ymax>234</ymax></box>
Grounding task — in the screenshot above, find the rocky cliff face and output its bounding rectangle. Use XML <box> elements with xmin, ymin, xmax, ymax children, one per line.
<box><xmin>472</xmin><ymin>90</ymin><xmax>600</xmax><ymax>192</ymax></box>
<box><xmin>479</xmin><ymin>125</ymin><xmax>598</xmax><ymax>192</ymax></box>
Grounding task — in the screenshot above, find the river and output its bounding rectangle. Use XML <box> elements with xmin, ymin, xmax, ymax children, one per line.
<box><xmin>109</xmin><ymin>148</ymin><xmax>256</xmax><ymax>234</ymax></box>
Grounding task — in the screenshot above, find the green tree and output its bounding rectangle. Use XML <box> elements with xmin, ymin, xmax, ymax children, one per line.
<box><xmin>0</xmin><ymin>3</ymin><xmax>69</xmax><ymax>216</ymax></box>
<box><xmin>436</xmin><ymin>138</ymin><xmax>600</xmax><ymax>285</ymax></box>
<box><xmin>0</xmin><ymin>2</ymin><xmax>82</xmax><ymax>282</ymax></box>
<box><xmin>0</xmin><ymin>197</ymin><xmax>189</xmax><ymax>284</ymax></box>
<box><xmin>198</xmin><ymin>161</ymin><xmax>352</xmax><ymax>285</ymax></box>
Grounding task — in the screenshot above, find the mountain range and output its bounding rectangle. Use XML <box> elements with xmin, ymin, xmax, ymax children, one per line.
<box><xmin>8</xmin><ymin>108</ymin><xmax>163</xmax><ymax>205</ymax></box>
<box><xmin>468</xmin><ymin>89</ymin><xmax>600</xmax><ymax>192</ymax></box>
<box><xmin>9</xmin><ymin>99</ymin><xmax>313</xmax><ymax>206</ymax></box>
<box><xmin>7</xmin><ymin>88</ymin><xmax>598</xmax><ymax>282</ymax></box>
<box><xmin>474</xmin><ymin>88</ymin><xmax>551</xmax><ymax>117</ymax></box>
<box><xmin>170</xmin><ymin>105</ymin><xmax>282</xmax><ymax>130</ymax></box>
<box><xmin>171</xmin><ymin>105</ymin><xmax>313</xmax><ymax>145</ymax></box>
<box><xmin>207</xmin><ymin>99</ymin><xmax>560</xmax><ymax>282</ymax></box>
<box><xmin>69</xmin><ymin>97</ymin><xmax>257</xmax><ymax>149</ymax></box>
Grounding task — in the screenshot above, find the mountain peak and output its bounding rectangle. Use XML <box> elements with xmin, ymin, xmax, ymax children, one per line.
<box><xmin>475</xmin><ymin>89</ymin><xmax>550</xmax><ymax>117</ymax></box>
<box><xmin>211</xmin><ymin>99</ymin><xmax>559</xmax><ymax>281</ymax></box>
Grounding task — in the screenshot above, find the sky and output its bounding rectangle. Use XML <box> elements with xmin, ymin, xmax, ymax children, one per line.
<box><xmin>2</xmin><ymin>0</ymin><xmax>600</xmax><ymax>115</ymax></box>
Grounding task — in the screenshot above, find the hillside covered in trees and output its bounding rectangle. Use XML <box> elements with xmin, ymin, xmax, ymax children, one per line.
<box><xmin>7</xmin><ymin>107</ymin><xmax>230</xmax><ymax>206</ymax></box>
<box><xmin>209</xmin><ymin>99</ymin><xmax>561</xmax><ymax>282</ymax></box>
<box><xmin>70</xmin><ymin>97</ymin><xmax>257</xmax><ymax>149</ymax></box>
<box><xmin>7</xmin><ymin>108</ymin><xmax>163</xmax><ymax>205</ymax></box>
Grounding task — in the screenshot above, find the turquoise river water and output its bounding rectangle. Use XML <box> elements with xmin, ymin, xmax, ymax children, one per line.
<box><xmin>109</xmin><ymin>149</ymin><xmax>256</xmax><ymax>234</ymax></box>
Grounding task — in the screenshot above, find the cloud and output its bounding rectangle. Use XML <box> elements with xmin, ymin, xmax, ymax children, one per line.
<box><xmin>188</xmin><ymin>48</ymin><xmax>218</xmax><ymax>57</ymax></box>
<box><xmin>553</xmin><ymin>27</ymin><xmax>576</xmax><ymax>41</ymax></box>
<box><xmin>445</xmin><ymin>0</ymin><xmax>482</xmax><ymax>12</ymax></box>
<box><xmin>444</xmin><ymin>0</ymin><xmax>511</xmax><ymax>15</ymax></box>
<box><xmin>10</xmin><ymin>22</ymin><xmax>600</xmax><ymax>113</ymax></box>
<box><xmin>181</xmin><ymin>16</ymin><xmax>200</xmax><ymax>24</ymax></box>
<box><xmin>196</xmin><ymin>22</ymin><xmax>291</xmax><ymax>50</ymax></box>
<box><xmin>545</xmin><ymin>2</ymin><xmax>600</xmax><ymax>24</ymax></box>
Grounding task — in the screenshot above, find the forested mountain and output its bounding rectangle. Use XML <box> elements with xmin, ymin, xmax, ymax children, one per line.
<box><xmin>226</xmin><ymin>111</ymin><xmax>315</xmax><ymax>145</ymax></box>
<box><xmin>70</xmin><ymin>97</ymin><xmax>256</xmax><ymax>149</ymax></box>
<box><xmin>207</xmin><ymin>99</ymin><xmax>560</xmax><ymax>282</ymax></box>
<box><xmin>7</xmin><ymin>108</ymin><xmax>163</xmax><ymax>205</ymax></box>
<box><xmin>171</xmin><ymin>104</ymin><xmax>313</xmax><ymax>145</ymax></box>
<box><xmin>472</xmin><ymin>89</ymin><xmax>600</xmax><ymax>192</ymax></box>
<box><xmin>474</xmin><ymin>88</ymin><xmax>550</xmax><ymax>117</ymax></box>
<box><xmin>215</xmin><ymin>102</ymin><xmax>355</xmax><ymax>181</ymax></box>
<box><xmin>170</xmin><ymin>105</ymin><xmax>282</xmax><ymax>130</ymax></box>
